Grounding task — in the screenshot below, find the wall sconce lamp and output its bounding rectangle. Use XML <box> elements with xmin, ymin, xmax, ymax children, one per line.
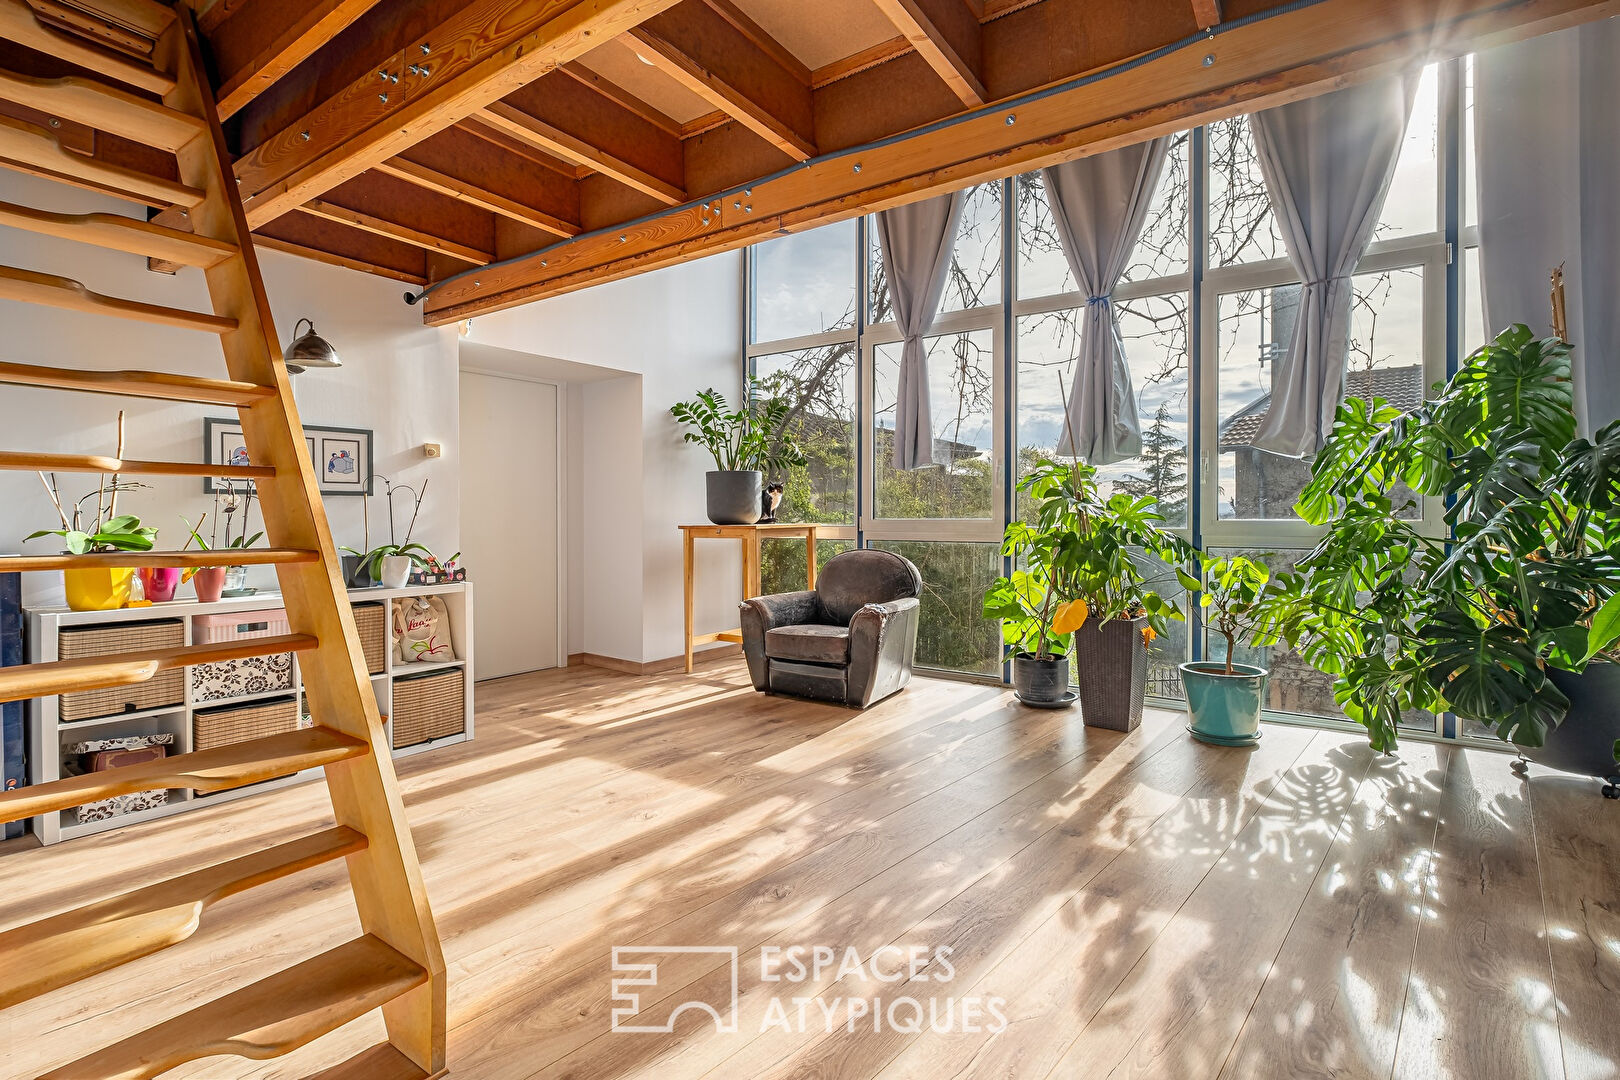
<box><xmin>283</xmin><ymin>318</ymin><xmax>342</xmax><ymax>373</ymax></box>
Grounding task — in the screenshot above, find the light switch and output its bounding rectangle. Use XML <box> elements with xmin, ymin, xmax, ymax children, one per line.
<box><xmin>423</xmin><ymin>442</ymin><xmax>442</xmax><ymax>459</ymax></box>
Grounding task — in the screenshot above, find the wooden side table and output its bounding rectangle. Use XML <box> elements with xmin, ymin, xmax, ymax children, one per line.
<box><xmin>681</xmin><ymin>523</ymin><xmax>819</xmax><ymax>673</ymax></box>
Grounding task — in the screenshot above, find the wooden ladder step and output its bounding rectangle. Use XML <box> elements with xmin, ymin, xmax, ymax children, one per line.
<box><xmin>306</xmin><ymin>1043</ymin><xmax>445</xmax><ymax>1080</ymax></box>
<box><xmin>0</xmin><ymin>113</ymin><xmax>204</xmax><ymax>208</ymax></box>
<box><xmin>0</xmin><ymin>199</ymin><xmax>233</xmax><ymax>266</ymax></box>
<box><xmin>0</xmin><ymin>547</ymin><xmax>320</xmax><ymax>572</ymax></box>
<box><xmin>39</xmin><ymin>934</ymin><xmax>428</xmax><ymax>1080</ymax></box>
<box><xmin>0</xmin><ymin>67</ymin><xmax>204</xmax><ymax>151</ymax></box>
<box><xmin>0</xmin><ymin>826</ymin><xmax>367</xmax><ymax>1009</ymax></box>
<box><xmin>0</xmin><ymin>725</ymin><xmax>367</xmax><ymax>825</ymax></box>
<box><xmin>62</xmin><ymin>0</ymin><xmax>176</xmax><ymax>40</ymax></box>
<box><xmin>0</xmin><ymin>0</ymin><xmax>175</xmax><ymax>95</ymax></box>
<box><xmin>0</xmin><ymin>448</ymin><xmax>272</xmax><ymax>479</ymax></box>
<box><xmin>0</xmin><ymin>632</ymin><xmax>318</xmax><ymax>705</ymax></box>
<box><xmin>0</xmin><ymin>359</ymin><xmax>273</xmax><ymax>405</ymax></box>
<box><xmin>0</xmin><ymin>265</ymin><xmax>237</xmax><ymax>332</ymax></box>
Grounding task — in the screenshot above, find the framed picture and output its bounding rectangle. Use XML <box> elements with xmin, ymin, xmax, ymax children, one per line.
<box><xmin>204</xmin><ymin>418</ymin><xmax>373</xmax><ymax>496</ymax></box>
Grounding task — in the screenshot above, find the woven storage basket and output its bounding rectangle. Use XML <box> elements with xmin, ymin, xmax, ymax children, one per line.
<box><xmin>58</xmin><ymin>620</ymin><xmax>185</xmax><ymax>721</ymax></box>
<box><xmin>353</xmin><ymin>602</ymin><xmax>386</xmax><ymax>674</ymax></box>
<box><xmin>193</xmin><ymin>696</ymin><xmax>301</xmax><ymax>752</ymax></box>
<box><xmin>392</xmin><ymin>668</ymin><xmax>464</xmax><ymax>749</ymax></box>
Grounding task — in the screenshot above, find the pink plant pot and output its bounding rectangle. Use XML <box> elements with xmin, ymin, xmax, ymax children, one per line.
<box><xmin>139</xmin><ymin>566</ymin><xmax>182</xmax><ymax>603</ymax></box>
<box><xmin>192</xmin><ymin>566</ymin><xmax>227</xmax><ymax>603</ymax></box>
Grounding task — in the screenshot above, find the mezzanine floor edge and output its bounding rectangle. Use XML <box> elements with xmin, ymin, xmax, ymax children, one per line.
<box><xmin>1</xmin><ymin>662</ymin><xmax>1615</xmax><ymax>1080</ymax></box>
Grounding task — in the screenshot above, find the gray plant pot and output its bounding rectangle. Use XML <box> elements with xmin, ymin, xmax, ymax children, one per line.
<box><xmin>1072</xmin><ymin>616</ymin><xmax>1149</xmax><ymax>732</ymax></box>
<box><xmin>340</xmin><ymin>554</ymin><xmax>375</xmax><ymax>588</ymax></box>
<box><xmin>706</xmin><ymin>470</ymin><xmax>763</xmax><ymax>525</ymax></box>
<box><xmin>1182</xmin><ymin>661</ymin><xmax>1268</xmax><ymax>746</ymax></box>
<box><xmin>1523</xmin><ymin>663</ymin><xmax>1620</xmax><ymax>795</ymax></box>
<box><xmin>1012</xmin><ymin>654</ymin><xmax>1072</xmax><ymax>706</ymax></box>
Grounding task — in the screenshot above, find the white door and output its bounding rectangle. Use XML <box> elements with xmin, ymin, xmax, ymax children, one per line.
<box><xmin>459</xmin><ymin>371</ymin><xmax>560</xmax><ymax>679</ymax></box>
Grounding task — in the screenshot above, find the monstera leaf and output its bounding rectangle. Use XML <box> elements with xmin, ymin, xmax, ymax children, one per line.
<box><xmin>1438</xmin><ymin>325</ymin><xmax>1575</xmax><ymax>452</ymax></box>
<box><xmin>1416</xmin><ymin>611</ymin><xmax>1566</xmax><ymax>746</ymax></box>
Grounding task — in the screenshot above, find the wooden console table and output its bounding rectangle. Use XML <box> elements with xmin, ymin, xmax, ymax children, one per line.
<box><xmin>681</xmin><ymin>523</ymin><xmax>818</xmax><ymax>673</ymax></box>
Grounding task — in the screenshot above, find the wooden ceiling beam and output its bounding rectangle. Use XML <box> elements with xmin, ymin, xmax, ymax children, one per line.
<box><xmin>457</xmin><ymin>115</ymin><xmax>583</xmax><ymax>177</ymax></box>
<box><xmin>1191</xmin><ymin>0</ymin><xmax>1221</xmax><ymax>28</ymax></box>
<box><xmin>254</xmin><ymin>210</ymin><xmax>426</xmax><ymax>284</ymax></box>
<box><xmin>477</xmin><ymin>103</ymin><xmax>683</xmax><ymax>205</ymax></box>
<box><xmin>422</xmin><ymin>0</ymin><xmax>1620</xmax><ymax>322</ymax></box>
<box><xmin>810</xmin><ymin>35</ymin><xmax>913</xmax><ymax>89</ymax></box>
<box><xmin>555</xmin><ymin>61</ymin><xmax>683</xmax><ymax>138</ymax></box>
<box><xmin>870</xmin><ymin>0</ymin><xmax>986</xmax><ymax>106</ymax></box>
<box><xmin>628</xmin><ymin>1</ymin><xmax>815</xmax><ymax>161</ymax></box>
<box><xmin>373</xmin><ymin>157</ymin><xmax>579</xmax><ymax>239</ymax></box>
<box><xmin>205</xmin><ymin>0</ymin><xmax>388</xmax><ymax>121</ymax></box>
<box><xmin>300</xmin><ymin>199</ymin><xmax>490</xmax><ymax>265</ymax></box>
<box><xmin>230</xmin><ymin>0</ymin><xmax>683</xmax><ymax>230</ymax></box>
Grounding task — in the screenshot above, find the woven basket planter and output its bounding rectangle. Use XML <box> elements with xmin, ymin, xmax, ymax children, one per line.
<box><xmin>1072</xmin><ymin>616</ymin><xmax>1149</xmax><ymax>732</ymax></box>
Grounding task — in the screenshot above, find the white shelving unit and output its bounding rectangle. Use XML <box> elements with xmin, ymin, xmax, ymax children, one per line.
<box><xmin>23</xmin><ymin>582</ymin><xmax>474</xmax><ymax>845</ymax></box>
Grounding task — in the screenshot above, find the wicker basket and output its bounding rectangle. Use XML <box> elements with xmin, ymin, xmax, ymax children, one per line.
<box><xmin>59</xmin><ymin>620</ymin><xmax>186</xmax><ymax>721</ymax></box>
<box><xmin>391</xmin><ymin>668</ymin><xmax>464</xmax><ymax>749</ymax></box>
<box><xmin>193</xmin><ymin>696</ymin><xmax>301</xmax><ymax>752</ymax></box>
<box><xmin>353</xmin><ymin>602</ymin><xmax>386</xmax><ymax>674</ymax></box>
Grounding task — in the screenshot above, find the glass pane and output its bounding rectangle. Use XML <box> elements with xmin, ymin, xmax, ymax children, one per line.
<box><xmin>752</xmin><ymin>345</ymin><xmax>857</xmax><ymax>525</ymax></box>
<box><xmin>870</xmin><ymin>541</ymin><xmax>1001</xmax><ymax>675</ymax></box>
<box><xmin>1374</xmin><ymin>64</ymin><xmax>1440</xmax><ymax>240</ymax></box>
<box><xmin>761</xmin><ymin>538</ymin><xmax>852</xmax><ymax>598</ymax></box>
<box><xmin>1208</xmin><ymin>117</ymin><xmax>1286</xmax><ymax>267</ymax></box>
<box><xmin>750</xmin><ymin>220</ymin><xmax>856</xmax><ymax>343</ymax></box>
<box><xmin>1015</xmin><ymin>293</ymin><xmax>1190</xmax><ymax>527</ymax></box>
<box><xmin>1463</xmin><ymin>245</ymin><xmax>1486</xmax><ymax>356</ymax></box>
<box><xmin>1215</xmin><ymin>269</ymin><xmax>1425</xmax><ymax>520</ymax></box>
<box><xmin>1016</xmin><ymin>132</ymin><xmax>1190</xmax><ymax>299</ymax></box>
<box><xmin>1464</xmin><ymin>55</ymin><xmax>1478</xmax><ymax>231</ymax></box>
<box><xmin>874</xmin><ymin>329</ymin><xmax>995</xmax><ymax>519</ymax></box>
<box><xmin>870</xmin><ymin>183</ymin><xmax>1002</xmax><ymax>322</ymax></box>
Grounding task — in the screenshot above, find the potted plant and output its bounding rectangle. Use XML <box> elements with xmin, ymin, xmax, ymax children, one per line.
<box><xmin>181</xmin><ymin>504</ymin><xmax>264</xmax><ymax>603</ymax></box>
<box><xmin>984</xmin><ymin>460</ymin><xmax>1191</xmax><ymax>721</ymax></box>
<box><xmin>342</xmin><ymin>477</ymin><xmax>434</xmax><ymax>588</ymax></box>
<box><xmin>1259</xmin><ymin>326</ymin><xmax>1620</xmax><ymax>791</ymax></box>
<box><xmin>670</xmin><ymin>378</ymin><xmax>807</xmax><ymax>525</ymax></box>
<box><xmin>1181</xmin><ymin>554</ymin><xmax>1275</xmax><ymax>746</ymax></box>
<box><xmin>26</xmin><ymin>469</ymin><xmax>156</xmax><ymax>612</ymax></box>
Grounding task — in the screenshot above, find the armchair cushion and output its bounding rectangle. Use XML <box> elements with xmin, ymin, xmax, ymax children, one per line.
<box><xmin>765</xmin><ymin>623</ymin><xmax>851</xmax><ymax>665</ymax></box>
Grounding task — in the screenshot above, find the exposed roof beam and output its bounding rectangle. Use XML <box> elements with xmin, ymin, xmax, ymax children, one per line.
<box><xmin>477</xmin><ymin>104</ymin><xmax>683</xmax><ymax>205</ymax></box>
<box><xmin>254</xmin><ymin>211</ymin><xmax>427</xmax><ymax>284</ymax></box>
<box><xmin>301</xmin><ymin>198</ymin><xmax>490</xmax><ymax>265</ymax></box>
<box><xmin>458</xmin><ymin>115</ymin><xmax>584</xmax><ymax>177</ymax></box>
<box><xmin>423</xmin><ymin>0</ymin><xmax>1620</xmax><ymax>322</ymax></box>
<box><xmin>231</xmin><ymin>0</ymin><xmax>682</xmax><ymax>229</ymax></box>
<box><xmin>206</xmin><ymin>0</ymin><xmax>388</xmax><ymax>121</ymax></box>
<box><xmin>700</xmin><ymin>0</ymin><xmax>810</xmax><ymax>85</ymax></box>
<box><xmin>556</xmin><ymin>61</ymin><xmax>683</xmax><ymax>138</ymax></box>
<box><xmin>1191</xmin><ymin>0</ymin><xmax>1221</xmax><ymax>28</ymax></box>
<box><xmin>373</xmin><ymin>157</ymin><xmax>579</xmax><ymax>239</ymax></box>
<box><xmin>810</xmin><ymin>35</ymin><xmax>912</xmax><ymax>89</ymax></box>
<box><xmin>628</xmin><ymin>1</ymin><xmax>815</xmax><ymax>161</ymax></box>
<box><xmin>870</xmin><ymin>0</ymin><xmax>985</xmax><ymax>106</ymax></box>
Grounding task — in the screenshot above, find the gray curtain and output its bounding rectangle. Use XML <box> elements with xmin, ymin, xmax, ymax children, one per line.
<box><xmin>1248</xmin><ymin>73</ymin><xmax>1419</xmax><ymax>457</ymax></box>
<box><xmin>1041</xmin><ymin>137</ymin><xmax>1171</xmax><ymax>464</ymax></box>
<box><xmin>1476</xmin><ymin>17</ymin><xmax>1620</xmax><ymax>434</ymax></box>
<box><xmin>876</xmin><ymin>192</ymin><xmax>966</xmax><ymax>469</ymax></box>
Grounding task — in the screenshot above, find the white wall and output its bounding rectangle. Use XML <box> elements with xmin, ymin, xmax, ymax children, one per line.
<box><xmin>463</xmin><ymin>252</ymin><xmax>744</xmax><ymax>664</ymax></box>
<box><xmin>0</xmin><ymin>172</ymin><xmax>460</xmax><ymax>607</ymax></box>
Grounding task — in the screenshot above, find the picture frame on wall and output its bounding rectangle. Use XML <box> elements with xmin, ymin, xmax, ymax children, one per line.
<box><xmin>204</xmin><ymin>418</ymin><xmax>374</xmax><ymax>496</ymax></box>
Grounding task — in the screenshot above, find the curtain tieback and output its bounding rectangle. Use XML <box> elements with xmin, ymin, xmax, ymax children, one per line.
<box><xmin>1300</xmin><ymin>273</ymin><xmax>1353</xmax><ymax>288</ymax></box>
<box><xmin>1086</xmin><ymin>294</ymin><xmax>1112</xmax><ymax>308</ymax></box>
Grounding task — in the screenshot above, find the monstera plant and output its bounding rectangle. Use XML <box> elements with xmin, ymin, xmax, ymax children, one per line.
<box><xmin>1256</xmin><ymin>326</ymin><xmax>1620</xmax><ymax>763</ymax></box>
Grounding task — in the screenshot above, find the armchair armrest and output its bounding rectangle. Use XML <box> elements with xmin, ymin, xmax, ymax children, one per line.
<box><xmin>846</xmin><ymin>597</ymin><xmax>921</xmax><ymax>708</ymax></box>
<box><xmin>739</xmin><ymin>590</ymin><xmax>821</xmax><ymax>689</ymax></box>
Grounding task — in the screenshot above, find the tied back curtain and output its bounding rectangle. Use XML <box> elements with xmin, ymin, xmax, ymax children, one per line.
<box><xmin>1249</xmin><ymin>73</ymin><xmax>1419</xmax><ymax>457</ymax></box>
<box><xmin>1041</xmin><ymin>137</ymin><xmax>1171</xmax><ymax>465</ymax></box>
<box><xmin>1476</xmin><ymin>18</ymin><xmax>1620</xmax><ymax>434</ymax></box>
<box><xmin>876</xmin><ymin>191</ymin><xmax>966</xmax><ymax>469</ymax></box>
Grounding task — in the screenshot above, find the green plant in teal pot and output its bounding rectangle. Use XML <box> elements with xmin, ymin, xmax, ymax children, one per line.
<box><xmin>1257</xmin><ymin>326</ymin><xmax>1620</xmax><ymax>791</ymax></box>
<box><xmin>1181</xmin><ymin>554</ymin><xmax>1274</xmax><ymax>746</ymax></box>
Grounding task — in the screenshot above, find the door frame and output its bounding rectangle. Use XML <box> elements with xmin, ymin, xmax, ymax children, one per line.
<box><xmin>460</xmin><ymin>366</ymin><xmax>569</xmax><ymax>673</ymax></box>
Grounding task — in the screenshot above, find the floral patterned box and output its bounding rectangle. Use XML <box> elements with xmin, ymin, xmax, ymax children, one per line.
<box><xmin>190</xmin><ymin>652</ymin><xmax>294</xmax><ymax>701</ymax></box>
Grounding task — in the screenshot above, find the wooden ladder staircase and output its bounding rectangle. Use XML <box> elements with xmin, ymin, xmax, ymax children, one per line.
<box><xmin>0</xmin><ymin>1</ymin><xmax>447</xmax><ymax>1076</ymax></box>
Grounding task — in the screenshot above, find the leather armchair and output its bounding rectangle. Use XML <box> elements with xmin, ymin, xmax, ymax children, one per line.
<box><xmin>740</xmin><ymin>549</ymin><xmax>922</xmax><ymax>708</ymax></box>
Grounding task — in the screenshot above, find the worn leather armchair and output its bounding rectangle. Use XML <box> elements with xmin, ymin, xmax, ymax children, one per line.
<box><xmin>740</xmin><ymin>548</ymin><xmax>923</xmax><ymax>708</ymax></box>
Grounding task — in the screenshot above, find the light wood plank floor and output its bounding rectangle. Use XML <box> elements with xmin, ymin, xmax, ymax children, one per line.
<box><xmin>2</xmin><ymin>662</ymin><xmax>1617</xmax><ymax>1079</ymax></box>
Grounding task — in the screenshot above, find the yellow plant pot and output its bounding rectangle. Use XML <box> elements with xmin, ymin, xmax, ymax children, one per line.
<box><xmin>63</xmin><ymin>566</ymin><xmax>136</xmax><ymax>611</ymax></box>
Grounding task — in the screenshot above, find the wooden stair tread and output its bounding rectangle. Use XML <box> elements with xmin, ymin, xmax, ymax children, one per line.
<box><xmin>0</xmin><ymin>67</ymin><xmax>204</xmax><ymax>151</ymax></box>
<box><xmin>0</xmin><ymin>199</ymin><xmax>234</xmax><ymax>266</ymax></box>
<box><xmin>38</xmin><ymin>934</ymin><xmax>425</xmax><ymax>1080</ymax></box>
<box><xmin>1</xmin><ymin>547</ymin><xmax>319</xmax><ymax>571</ymax></box>
<box><xmin>0</xmin><ymin>265</ymin><xmax>237</xmax><ymax>333</ymax></box>
<box><xmin>0</xmin><ymin>827</ymin><xmax>366</xmax><ymax>1009</ymax></box>
<box><xmin>0</xmin><ymin>0</ymin><xmax>174</xmax><ymax>95</ymax></box>
<box><xmin>0</xmin><ymin>359</ymin><xmax>273</xmax><ymax>404</ymax></box>
<box><xmin>0</xmin><ymin>448</ymin><xmax>272</xmax><ymax>478</ymax></box>
<box><xmin>0</xmin><ymin>113</ymin><xmax>204</xmax><ymax>208</ymax></box>
<box><xmin>305</xmin><ymin>1043</ymin><xmax>446</xmax><ymax>1080</ymax></box>
<box><xmin>0</xmin><ymin>725</ymin><xmax>368</xmax><ymax>824</ymax></box>
<box><xmin>0</xmin><ymin>632</ymin><xmax>318</xmax><ymax>705</ymax></box>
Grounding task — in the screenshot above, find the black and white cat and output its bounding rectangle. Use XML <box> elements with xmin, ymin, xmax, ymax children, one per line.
<box><xmin>759</xmin><ymin>482</ymin><xmax>784</xmax><ymax>523</ymax></box>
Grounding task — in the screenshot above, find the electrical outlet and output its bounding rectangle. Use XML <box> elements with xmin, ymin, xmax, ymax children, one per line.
<box><xmin>423</xmin><ymin>442</ymin><xmax>442</xmax><ymax>459</ymax></box>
